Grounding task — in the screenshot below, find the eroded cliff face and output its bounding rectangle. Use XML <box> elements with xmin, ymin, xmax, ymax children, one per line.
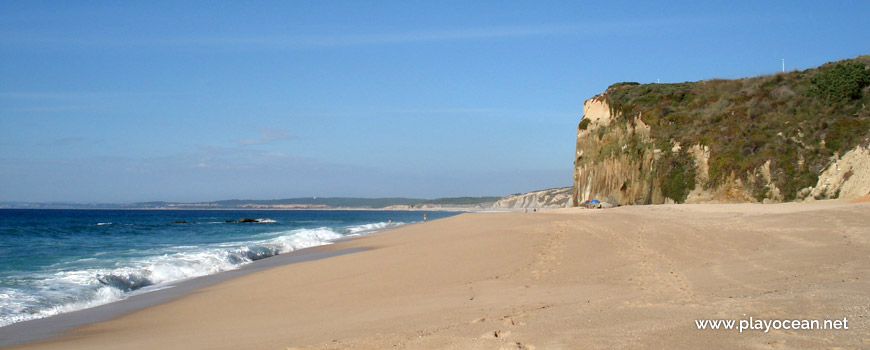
<box><xmin>573</xmin><ymin>96</ymin><xmax>656</xmax><ymax>206</ymax></box>
<box><xmin>572</xmin><ymin>96</ymin><xmax>668</xmax><ymax>206</ymax></box>
<box><xmin>572</xmin><ymin>94</ymin><xmax>870</xmax><ymax>206</ymax></box>
<box><xmin>803</xmin><ymin>145</ymin><xmax>870</xmax><ymax>200</ymax></box>
<box><xmin>492</xmin><ymin>187</ymin><xmax>572</xmax><ymax>209</ymax></box>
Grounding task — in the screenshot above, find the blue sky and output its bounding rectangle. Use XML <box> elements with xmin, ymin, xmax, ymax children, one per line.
<box><xmin>1</xmin><ymin>1</ymin><xmax>868</xmax><ymax>202</ymax></box>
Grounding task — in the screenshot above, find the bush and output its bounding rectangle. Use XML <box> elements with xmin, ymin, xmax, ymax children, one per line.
<box><xmin>810</xmin><ymin>62</ymin><xmax>870</xmax><ymax>101</ymax></box>
<box><xmin>825</xmin><ymin>117</ymin><xmax>870</xmax><ymax>153</ymax></box>
<box><xmin>595</xmin><ymin>55</ymin><xmax>870</xmax><ymax>203</ymax></box>
<box><xmin>659</xmin><ymin>151</ymin><xmax>696</xmax><ymax>203</ymax></box>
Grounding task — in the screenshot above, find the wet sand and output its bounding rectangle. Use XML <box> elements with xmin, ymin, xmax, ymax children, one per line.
<box><xmin>6</xmin><ymin>201</ymin><xmax>870</xmax><ymax>349</ymax></box>
<box><xmin>0</xmin><ymin>247</ymin><xmax>363</xmax><ymax>347</ymax></box>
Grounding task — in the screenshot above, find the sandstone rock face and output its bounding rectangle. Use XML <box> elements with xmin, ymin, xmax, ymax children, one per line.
<box><xmin>492</xmin><ymin>187</ymin><xmax>573</xmax><ymax>209</ymax></box>
<box><xmin>804</xmin><ymin>145</ymin><xmax>870</xmax><ymax>201</ymax></box>
<box><xmin>571</xmin><ymin>92</ymin><xmax>870</xmax><ymax>206</ymax></box>
<box><xmin>572</xmin><ymin>95</ymin><xmax>667</xmax><ymax>206</ymax></box>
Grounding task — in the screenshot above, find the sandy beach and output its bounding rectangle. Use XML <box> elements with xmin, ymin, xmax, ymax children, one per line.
<box><xmin>6</xmin><ymin>201</ymin><xmax>870</xmax><ymax>349</ymax></box>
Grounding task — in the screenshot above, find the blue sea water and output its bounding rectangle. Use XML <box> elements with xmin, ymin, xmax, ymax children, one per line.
<box><xmin>0</xmin><ymin>209</ymin><xmax>457</xmax><ymax>327</ymax></box>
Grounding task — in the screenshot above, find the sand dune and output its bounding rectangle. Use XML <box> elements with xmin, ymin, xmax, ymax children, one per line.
<box><xmin>9</xmin><ymin>202</ymin><xmax>870</xmax><ymax>349</ymax></box>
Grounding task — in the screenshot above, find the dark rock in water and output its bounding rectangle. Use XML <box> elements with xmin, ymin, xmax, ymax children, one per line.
<box><xmin>172</xmin><ymin>220</ymin><xmax>189</xmax><ymax>224</ymax></box>
<box><xmin>226</xmin><ymin>218</ymin><xmax>259</xmax><ymax>223</ymax></box>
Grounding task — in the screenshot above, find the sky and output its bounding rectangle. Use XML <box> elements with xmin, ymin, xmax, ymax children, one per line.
<box><xmin>1</xmin><ymin>1</ymin><xmax>868</xmax><ymax>203</ymax></box>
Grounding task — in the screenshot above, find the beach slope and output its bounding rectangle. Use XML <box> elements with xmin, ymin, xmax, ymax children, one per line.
<box><xmin>9</xmin><ymin>202</ymin><xmax>870</xmax><ymax>349</ymax></box>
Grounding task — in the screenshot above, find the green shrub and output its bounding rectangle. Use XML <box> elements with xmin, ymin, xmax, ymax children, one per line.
<box><xmin>595</xmin><ymin>55</ymin><xmax>870</xmax><ymax>202</ymax></box>
<box><xmin>659</xmin><ymin>154</ymin><xmax>696</xmax><ymax>203</ymax></box>
<box><xmin>753</xmin><ymin>186</ymin><xmax>770</xmax><ymax>202</ymax></box>
<box><xmin>825</xmin><ymin>117</ymin><xmax>870</xmax><ymax>153</ymax></box>
<box><xmin>810</xmin><ymin>61</ymin><xmax>870</xmax><ymax>101</ymax></box>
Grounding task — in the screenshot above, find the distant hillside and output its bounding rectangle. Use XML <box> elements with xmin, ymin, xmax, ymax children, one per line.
<box><xmin>0</xmin><ymin>196</ymin><xmax>502</xmax><ymax>210</ymax></box>
<box><xmin>210</xmin><ymin>197</ymin><xmax>501</xmax><ymax>209</ymax></box>
<box><xmin>210</xmin><ymin>197</ymin><xmax>425</xmax><ymax>209</ymax></box>
<box><xmin>573</xmin><ymin>55</ymin><xmax>870</xmax><ymax>205</ymax></box>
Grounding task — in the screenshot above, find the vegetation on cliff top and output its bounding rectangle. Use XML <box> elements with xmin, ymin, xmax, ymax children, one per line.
<box><xmin>602</xmin><ymin>55</ymin><xmax>870</xmax><ymax>201</ymax></box>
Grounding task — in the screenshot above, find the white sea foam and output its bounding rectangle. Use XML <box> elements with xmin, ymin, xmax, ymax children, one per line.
<box><xmin>345</xmin><ymin>221</ymin><xmax>405</xmax><ymax>235</ymax></box>
<box><xmin>0</xmin><ymin>274</ymin><xmax>125</xmax><ymax>327</ymax></box>
<box><xmin>0</xmin><ymin>226</ymin><xmax>353</xmax><ymax>328</ymax></box>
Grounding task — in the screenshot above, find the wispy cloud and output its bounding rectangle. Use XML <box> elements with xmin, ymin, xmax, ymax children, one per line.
<box><xmin>0</xmin><ymin>91</ymin><xmax>184</xmax><ymax>114</ymax></box>
<box><xmin>0</xmin><ymin>91</ymin><xmax>181</xmax><ymax>100</ymax></box>
<box><xmin>195</xmin><ymin>143</ymin><xmax>290</xmax><ymax>158</ymax></box>
<box><xmin>0</xmin><ymin>14</ymin><xmax>769</xmax><ymax>51</ymax></box>
<box><xmin>43</xmin><ymin>137</ymin><xmax>84</xmax><ymax>147</ymax></box>
<box><xmin>1</xmin><ymin>24</ymin><xmax>579</xmax><ymax>49</ymax></box>
<box><xmin>189</xmin><ymin>143</ymin><xmax>293</xmax><ymax>169</ymax></box>
<box><xmin>0</xmin><ymin>92</ymin><xmax>107</xmax><ymax>115</ymax></box>
<box><xmin>163</xmin><ymin>24</ymin><xmax>578</xmax><ymax>48</ymax></box>
<box><xmin>162</xmin><ymin>16</ymin><xmax>758</xmax><ymax>49</ymax></box>
<box><xmin>4</xmin><ymin>105</ymin><xmax>92</xmax><ymax>113</ymax></box>
<box><xmin>234</xmin><ymin>127</ymin><xmax>295</xmax><ymax>146</ymax></box>
<box><xmin>295</xmin><ymin>107</ymin><xmax>575</xmax><ymax>119</ymax></box>
<box><xmin>377</xmin><ymin>107</ymin><xmax>506</xmax><ymax>115</ymax></box>
<box><xmin>0</xmin><ymin>91</ymin><xmax>119</xmax><ymax>99</ymax></box>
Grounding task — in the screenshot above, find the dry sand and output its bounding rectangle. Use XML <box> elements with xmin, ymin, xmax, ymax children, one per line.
<box><xmin>7</xmin><ymin>202</ymin><xmax>870</xmax><ymax>349</ymax></box>
<box><xmin>851</xmin><ymin>193</ymin><xmax>870</xmax><ymax>203</ymax></box>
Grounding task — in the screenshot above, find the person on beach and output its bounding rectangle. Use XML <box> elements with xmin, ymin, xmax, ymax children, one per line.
<box><xmin>423</xmin><ymin>213</ymin><xmax>427</xmax><ymax>221</ymax></box>
<box><xmin>388</xmin><ymin>219</ymin><xmax>392</xmax><ymax>226</ymax></box>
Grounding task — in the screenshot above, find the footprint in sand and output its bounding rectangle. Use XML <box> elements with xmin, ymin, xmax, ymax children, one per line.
<box><xmin>481</xmin><ymin>330</ymin><xmax>511</xmax><ymax>339</ymax></box>
<box><xmin>501</xmin><ymin>341</ymin><xmax>535</xmax><ymax>350</ymax></box>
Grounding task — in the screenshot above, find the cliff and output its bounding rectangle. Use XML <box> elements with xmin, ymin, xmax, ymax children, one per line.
<box><xmin>491</xmin><ymin>187</ymin><xmax>572</xmax><ymax>209</ymax></box>
<box><xmin>573</xmin><ymin>55</ymin><xmax>870</xmax><ymax>206</ymax></box>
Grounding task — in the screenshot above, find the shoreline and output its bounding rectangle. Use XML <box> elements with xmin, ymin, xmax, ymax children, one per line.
<box><xmin>0</xmin><ymin>216</ymin><xmax>441</xmax><ymax>347</ymax></box>
<box><xmin>0</xmin><ymin>246</ymin><xmax>365</xmax><ymax>347</ymax></box>
<box><xmin>0</xmin><ymin>207</ymin><xmax>486</xmax><ymax>212</ymax></box>
<box><xmin>0</xmin><ymin>211</ymin><xmax>442</xmax><ymax>340</ymax></box>
<box><xmin>5</xmin><ymin>201</ymin><xmax>869</xmax><ymax>349</ymax></box>
<box><xmin>0</xmin><ymin>216</ymin><xmax>439</xmax><ymax>347</ymax></box>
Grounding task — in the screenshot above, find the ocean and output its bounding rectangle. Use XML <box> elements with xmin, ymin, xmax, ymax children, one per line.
<box><xmin>0</xmin><ymin>209</ymin><xmax>458</xmax><ymax>327</ymax></box>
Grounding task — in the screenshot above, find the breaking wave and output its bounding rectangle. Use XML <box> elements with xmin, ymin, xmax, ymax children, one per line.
<box><xmin>0</xmin><ymin>227</ymin><xmax>351</xmax><ymax>327</ymax></box>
